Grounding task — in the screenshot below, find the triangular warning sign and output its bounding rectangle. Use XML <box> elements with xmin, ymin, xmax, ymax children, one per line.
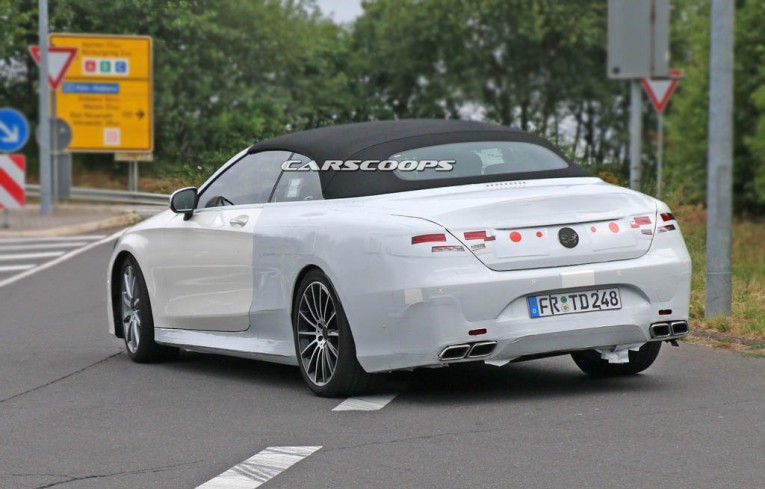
<box><xmin>641</xmin><ymin>78</ymin><xmax>679</xmax><ymax>113</ymax></box>
<box><xmin>28</xmin><ymin>46</ymin><xmax>78</xmax><ymax>90</ymax></box>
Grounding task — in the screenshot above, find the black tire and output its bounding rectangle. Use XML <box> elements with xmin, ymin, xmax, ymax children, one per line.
<box><xmin>571</xmin><ymin>341</ymin><xmax>661</xmax><ymax>377</ymax></box>
<box><xmin>118</xmin><ymin>257</ymin><xmax>179</xmax><ymax>363</ymax></box>
<box><xmin>292</xmin><ymin>270</ymin><xmax>373</xmax><ymax>397</ymax></box>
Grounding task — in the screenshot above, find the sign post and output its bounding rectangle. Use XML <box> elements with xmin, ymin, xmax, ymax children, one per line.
<box><xmin>608</xmin><ymin>0</ymin><xmax>670</xmax><ymax>191</ymax></box>
<box><xmin>29</xmin><ymin>42</ymin><xmax>77</xmax><ymax>207</ymax></box>
<box><xmin>641</xmin><ymin>76</ymin><xmax>680</xmax><ymax>198</ymax></box>
<box><xmin>37</xmin><ymin>0</ymin><xmax>51</xmax><ymax>215</ymax></box>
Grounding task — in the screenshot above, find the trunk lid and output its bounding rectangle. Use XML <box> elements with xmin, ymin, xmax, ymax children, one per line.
<box><xmin>369</xmin><ymin>178</ymin><xmax>658</xmax><ymax>271</ymax></box>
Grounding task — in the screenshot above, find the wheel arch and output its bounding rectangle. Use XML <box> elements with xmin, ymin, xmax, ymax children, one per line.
<box><xmin>110</xmin><ymin>250</ymin><xmax>135</xmax><ymax>338</ymax></box>
<box><xmin>291</xmin><ymin>264</ymin><xmax>324</xmax><ymax>321</ymax></box>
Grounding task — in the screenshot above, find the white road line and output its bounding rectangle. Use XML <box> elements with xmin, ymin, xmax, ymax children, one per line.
<box><xmin>0</xmin><ymin>242</ymin><xmax>89</xmax><ymax>251</ymax></box>
<box><xmin>0</xmin><ymin>251</ymin><xmax>66</xmax><ymax>261</ymax></box>
<box><xmin>0</xmin><ymin>230</ymin><xmax>124</xmax><ymax>289</ymax></box>
<box><xmin>332</xmin><ymin>393</ymin><xmax>398</xmax><ymax>411</ymax></box>
<box><xmin>0</xmin><ymin>264</ymin><xmax>36</xmax><ymax>272</ymax></box>
<box><xmin>196</xmin><ymin>446</ymin><xmax>321</xmax><ymax>489</ymax></box>
<box><xmin>0</xmin><ymin>234</ymin><xmax>106</xmax><ymax>244</ymax></box>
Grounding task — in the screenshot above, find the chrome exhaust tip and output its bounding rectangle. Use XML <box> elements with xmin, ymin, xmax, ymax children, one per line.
<box><xmin>650</xmin><ymin>322</ymin><xmax>671</xmax><ymax>338</ymax></box>
<box><xmin>670</xmin><ymin>321</ymin><xmax>689</xmax><ymax>336</ymax></box>
<box><xmin>467</xmin><ymin>341</ymin><xmax>497</xmax><ymax>358</ymax></box>
<box><xmin>439</xmin><ymin>344</ymin><xmax>470</xmax><ymax>361</ymax></box>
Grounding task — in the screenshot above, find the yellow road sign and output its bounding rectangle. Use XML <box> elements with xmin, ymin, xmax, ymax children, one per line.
<box><xmin>50</xmin><ymin>34</ymin><xmax>153</xmax><ymax>153</ymax></box>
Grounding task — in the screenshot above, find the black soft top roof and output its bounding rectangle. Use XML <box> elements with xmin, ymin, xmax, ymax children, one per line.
<box><xmin>248</xmin><ymin>119</ymin><xmax>586</xmax><ymax>199</ymax></box>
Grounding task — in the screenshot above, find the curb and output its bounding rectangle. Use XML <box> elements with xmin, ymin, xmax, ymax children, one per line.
<box><xmin>0</xmin><ymin>212</ymin><xmax>140</xmax><ymax>238</ymax></box>
<box><xmin>689</xmin><ymin>328</ymin><xmax>765</xmax><ymax>350</ymax></box>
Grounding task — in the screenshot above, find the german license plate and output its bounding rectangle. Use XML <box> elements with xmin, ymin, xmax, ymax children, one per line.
<box><xmin>528</xmin><ymin>288</ymin><xmax>621</xmax><ymax>318</ymax></box>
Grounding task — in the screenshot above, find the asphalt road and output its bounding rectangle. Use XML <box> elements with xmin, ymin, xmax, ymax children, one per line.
<box><xmin>0</xmin><ymin>231</ymin><xmax>763</xmax><ymax>489</ymax></box>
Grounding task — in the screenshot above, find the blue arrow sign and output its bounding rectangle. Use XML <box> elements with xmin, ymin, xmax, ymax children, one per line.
<box><xmin>0</xmin><ymin>108</ymin><xmax>29</xmax><ymax>153</ymax></box>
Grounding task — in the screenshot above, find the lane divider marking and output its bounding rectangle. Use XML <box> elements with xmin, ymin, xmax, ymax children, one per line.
<box><xmin>332</xmin><ymin>393</ymin><xmax>398</xmax><ymax>411</ymax></box>
<box><xmin>0</xmin><ymin>251</ymin><xmax>66</xmax><ymax>261</ymax></box>
<box><xmin>0</xmin><ymin>264</ymin><xmax>36</xmax><ymax>272</ymax></box>
<box><xmin>196</xmin><ymin>446</ymin><xmax>321</xmax><ymax>489</ymax></box>
<box><xmin>0</xmin><ymin>234</ymin><xmax>106</xmax><ymax>244</ymax></box>
<box><xmin>0</xmin><ymin>230</ymin><xmax>124</xmax><ymax>289</ymax></box>
<box><xmin>0</xmin><ymin>242</ymin><xmax>90</xmax><ymax>251</ymax></box>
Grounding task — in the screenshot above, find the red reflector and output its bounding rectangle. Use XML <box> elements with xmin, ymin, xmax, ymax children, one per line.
<box><xmin>509</xmin><ymin>231</ymin><xmax>522</xmax><ymax>242</ymax></box>
<box><xmin>634</xmin><ymin>216</ymin><xmax>652</xmax><ymax>225</ymax></box>
<box><xmin>609</xmin><ymin>222</ymin><xmax>620</xmax><ymax>233</ymax></box>
<box><xmin>660</xmin><ymin>212</ymin><xmax>675</xmax><ymax>222</ymax></box>
<box><xmin>464</xmin><ymin>231</ymin><xmax>488</xmax><ymax>241</ymax></box>
<box><xmin>659</xmin><ymin>309</ymin><xmax>672</xmax><ymax>316</ymax></box>
<box><xmin>468</xmin><ymin>328</ymin><xmax>487</xmax><ymax>336</ymax></box>
<box><xmin>412</xmin><ymin>234</ymin><xmax>446</xmax><ymax>245</ymax></box>
<box><xmin>536</xmin><ymin>231</ymin><xmax>543</xmax><ymax>238</ymax></box>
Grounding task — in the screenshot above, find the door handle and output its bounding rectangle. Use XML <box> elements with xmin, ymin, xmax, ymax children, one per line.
<box><xmin>229</xmin><ymin>215</ymin><xmax>249</xmax><ymax>228</ymax></box>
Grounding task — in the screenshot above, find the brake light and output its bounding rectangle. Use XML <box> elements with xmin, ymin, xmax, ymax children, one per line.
<box><xmin>660</xmin><ymin>212</ymin><xmax>675</xmax><ymax>222</ymax></box>
<box><xmin>411</xmin><ymin>234</ymin><xmax>446</xmax><ymax>245</ymax></box>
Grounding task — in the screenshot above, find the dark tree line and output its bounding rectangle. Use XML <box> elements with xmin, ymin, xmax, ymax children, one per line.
<box><xmin>1</xmin><ymin>0</ymin><xmax>764</xmax><ymax>210</ymax></box>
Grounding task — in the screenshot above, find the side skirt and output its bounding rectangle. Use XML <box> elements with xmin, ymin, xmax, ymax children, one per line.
<box><xmin>154</xmin><ymin>327</ymin><xmax>298</xmax><ymax>366</ymax></box>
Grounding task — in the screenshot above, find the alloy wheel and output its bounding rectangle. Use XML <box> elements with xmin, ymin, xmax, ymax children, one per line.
<box><xmin>121</xmin><ymin>265</ymin><xmax>141</xmax><ymax>354</ymax></box>
<box><xmin>296</xmin><ymin>281</ymin><xmax>339</xmax><ymax>386</ymax></box>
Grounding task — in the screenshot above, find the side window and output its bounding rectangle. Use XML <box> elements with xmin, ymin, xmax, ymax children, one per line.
<box><xmin>271</xmin><ymin>153</ymin><xmax>324</xmax><ymax>202</ymax></box>
<box><xmin>196</xmin><ymin>150</ymin><xmax>291</xmax><ymax>209</ymax></box>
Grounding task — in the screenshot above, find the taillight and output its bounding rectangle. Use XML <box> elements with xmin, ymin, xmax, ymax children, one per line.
<box><xmin>660</xmin><ymin>212</ymin><xmax>675</xmax><ymax>222</ymax></box>
<box><xmin>634</xmin><ymin>216</ymin><xmax>652</xmax><ymax>225</ymax></box>
<box><xmin>411</xmin><ymin>234</ymin><xmax>446</xmax><ymax>245</ymax></box>
<box><xmin>463</xmin><ymin>231</ymin><xmax>495</xmax><ymax>241</ymax></box>
<box><xmin>464</xmin><ymin>231</ymin><xmax>487</xmax><ymax>240</ymax></box>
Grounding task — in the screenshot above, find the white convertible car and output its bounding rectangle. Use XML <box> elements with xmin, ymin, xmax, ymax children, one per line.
<box><xmin>108</xmin><ymin>120</ymin><xmax>691</xmax><ymax>396</ymax></box>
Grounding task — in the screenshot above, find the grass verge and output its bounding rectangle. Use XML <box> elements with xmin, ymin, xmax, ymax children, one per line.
<box><xmin>675</xmin><ymin>204</ymin><xmax>765</xmax><ymax>345</ymax></box>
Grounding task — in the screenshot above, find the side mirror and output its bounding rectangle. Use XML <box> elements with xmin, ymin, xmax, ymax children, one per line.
<box><xmin>170</xmin><ymin>187</ymin><xmax>198</xmax><ymax>220</ymax></box>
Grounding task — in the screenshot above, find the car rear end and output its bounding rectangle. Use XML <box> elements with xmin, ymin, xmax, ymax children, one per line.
<box><xmin>343</xmin><ymin>178</ymin><xmax>691</xmax><ymax>373</ymax></box>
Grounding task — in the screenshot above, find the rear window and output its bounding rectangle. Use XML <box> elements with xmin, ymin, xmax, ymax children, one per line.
<box><xmin>390</xmin><ymin>141</ymin><xmax>568</xmax><ymax>180</ymax></box>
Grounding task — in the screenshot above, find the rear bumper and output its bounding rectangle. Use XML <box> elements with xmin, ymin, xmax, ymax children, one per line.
<box><xmin>346</xmin><ymin>244</ymin><xmax>691</xmax><ymax>373</ymax></box>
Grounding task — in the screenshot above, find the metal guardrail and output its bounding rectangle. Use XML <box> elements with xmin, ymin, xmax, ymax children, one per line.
<box><xmin>25</xmin><ymin>185</ymin><xmax>169</xmax><ymax>206</ymax></box>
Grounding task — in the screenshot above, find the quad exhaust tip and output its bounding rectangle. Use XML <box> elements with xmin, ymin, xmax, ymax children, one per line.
<box><xmin>650</xmin><ymin>321</ymin><xmax>689</xmax><ymax>338</ymax></box>
<box><xmin>439</xmin><ymin>341</ymin><xmax>498</xmax><ymax>361</ymax></box>
<box><xmin>439</xmin><ymin>344</ymin><xmax>470</xmax><ymax>361</ymax></box>
<box><xmin>468</xmin><ymin>341</ymin><xmax>497</xmax><ymax>358</ymax></box>
<box><xmin>670</xmin><ymin>321</ymin><xmax>689</xmax><ymax>335</ymax></box>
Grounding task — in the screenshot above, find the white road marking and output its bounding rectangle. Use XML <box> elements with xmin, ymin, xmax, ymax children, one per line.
<box><xmin>0</xmin><ymin>242</ymin><xmax>89</xmax><ymax>251</ymax></box>
<box><xmin>0</xmin><ymin>264</ymin><xmax>36</xmax><ymax>272</ymax></box>
<box><xmin>0</xmin><ymin>235</ymin><xmax>106</xmax><ymax>244</ymax></box>
<box><xmin>196</xmin><ymin>446</ymin><xmax>321</xmax><ymax>489</ymax></box>
<box><xmin>332</xmin><ymin>393</ymin><xmax>398</xmax><ymax>411</ymax></box>
<box><xmin>0</xmin><ymin>230</ymin><xmax>124</xmax><ymax>289</ymax></box>
<box><xmin>0</xmin><ymin>251</ymin><xmax>66</xmax><ymax>261</ymax></box>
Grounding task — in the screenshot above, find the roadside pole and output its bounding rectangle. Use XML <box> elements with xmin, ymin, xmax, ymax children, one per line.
<box><xmin>38</xmin><ymin>0</ymin><xmax>51</xmax><ymax>215</ymax></box>
<box><xmin>705</xmin><ymin>0</ymin><xmax>734</xmax><ymax>317</ymax></box>
<box><xmin>656</xmin><ymin>113</ymin><xmax>664</xmax><ymax>198</ymax></box>
<box><xmin>629</xmin><ymin>80</ymin><xmax>643</xmax><ymax>191</ymax></box>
